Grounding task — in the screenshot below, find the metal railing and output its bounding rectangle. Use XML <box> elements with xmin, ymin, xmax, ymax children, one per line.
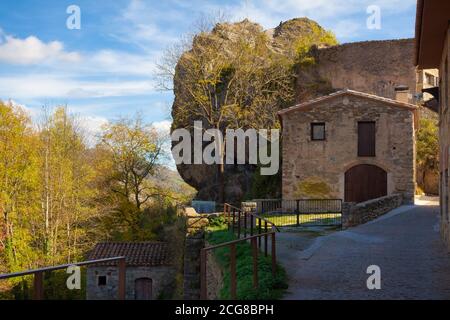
<box><xmin>0</xmin><ymin>256</ymin><xmax>126</xmax><ymax>300</ymax></box>
<box><xmin>252</xmin><ymin>199</ymin><xmax>342</xmax><ymax>227</ymax></box>
<box><xmin>224</xmin><ymin>203</ymin><xmax>279</xmax><ymax>255</ymax></box>
<box><xmin>200</xmin><ymin>231</ymin><xmax>276</xmax><ymax>300</ymax></box>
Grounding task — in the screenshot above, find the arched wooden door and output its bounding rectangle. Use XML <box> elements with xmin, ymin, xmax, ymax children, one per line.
<box><xmin>135</xmin><ymin>278</ymin><xmax>153</xmax><ymax>300</ymax></box>
<box><xmin>345</xmin><ymin>164</ymin><xmax>387</xmax><ymax>203</ymax></box>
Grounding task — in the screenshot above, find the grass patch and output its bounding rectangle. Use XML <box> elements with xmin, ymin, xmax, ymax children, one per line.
<box><xmin>206</xmin><ymin>219</ymin><xmax>287</xmax><ymax>300</ymax></box>
<box><xmin>261</xmin><ymin>213</ymin><xmax>341</xmax><ymax>227</ymax></box>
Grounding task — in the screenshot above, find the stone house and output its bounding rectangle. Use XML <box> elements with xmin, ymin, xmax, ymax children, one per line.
<box><xmin>415</xmin><ymin>0</ymin><xmax>450</xmax><ymax>248</ymax></box>
<box><xmin>278</xmin><ymin>89</ymin><xmax>417</xmax><ymax>204</ymax></box>
<box><xmin>86</xmin><ymin>242</ymin><xmax>175</xmax><ymax>300</ymax></box>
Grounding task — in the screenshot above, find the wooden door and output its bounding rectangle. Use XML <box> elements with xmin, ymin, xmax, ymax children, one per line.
<box><xmin>358</xmin><ymin>122</ymin><xmax>376</xmax><ymax>157</ymax></box>
<box><xmin>135</xmin><ymin>278</ymin><xmax>152</xmax><ymax>300</ymax></box>
<box><xmin>345</xmin><ymin>164</ymin><xmax>387</xmax><ymax>203</ymax></box>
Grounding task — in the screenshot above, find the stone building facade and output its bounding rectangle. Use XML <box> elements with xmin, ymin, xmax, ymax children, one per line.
<box><xmin>86</xmin><ymin>242</ymin><xmax>175</xmax><ymax>300</ymax></box>
<box><xmin>415</xmin><ymin>0</ymin><xmax>450</xmax><ymax>248</ymax></box>
<box><xmin>278</xmin><ymin>89</ymin><xmax>416</xmax><ymax>204</ymax></box>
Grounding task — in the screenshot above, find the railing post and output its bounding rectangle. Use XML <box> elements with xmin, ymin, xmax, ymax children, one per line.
<box><xmin>200</xmin><ymin>249</ymin><xmax>207</xmax><ymax>300</ymax></box>
<box><xmin>258</xmin><ymin>219</ymin><xmax>262</xmax><ymax>247</ymax></box>
<box><xmin>250</xmin><ymin>215</ymin><xmax>254</xmax><ymax>236</ymax></box>
<box><xmin>33</xmin><ymin>271</ymin><xmax>44</xmax><ymax>300</ymax></box>
<box><xmin>237</xmin><ymin>211</ymin><xmax>241</xmax><ymax>239</ymax></box>
<box><xmin>296</xmin><ymin>200</ymin><xmax>300</xmax><ymax>226</ymax></box>
<box><xmin>230</xmin><ymin>244</ymin><xmax>237</xmax><ymax>299</ymax></box>
<box><xmin>264</xmin><ymin>222</ymin><xmax>268</xmax><ymax>257</ymax></box>
<box><xmin>244</xmin><ymin>213</ymin><xmax>247</xmax><ymax>237</ymax></box>
<box><xmin>225</xmin><ymin>204</ymin><xmax>229</xmax><ymax>229</ymax></box>
<box><xmin>271</xmin><ymin>233</ymin><xmax>276</xmax><ymax>277</ymax></box>
<box><xmin>232</xmin><ymin>210</ymin><xmax>236</xmax><ymax>233</ymax></box>
<box><xmin>251</xmin><ymin>238</ymin><xmax>258</xmax><ymax>289</ymax></box>
<box><xmin>118</xmin><ymin>258</ymin><xmax>126</xmax><ymax>300</ymax></box>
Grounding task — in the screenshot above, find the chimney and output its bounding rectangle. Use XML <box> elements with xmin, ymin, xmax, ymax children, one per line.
<box><xmin>395</xmin><ymin>85</ymin><xmax>410</xmax><ymax>103</ymax></box>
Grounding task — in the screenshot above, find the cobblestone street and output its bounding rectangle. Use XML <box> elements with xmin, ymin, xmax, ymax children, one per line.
<box><xmin>280</xmin><ymin>202</ymin><xmax>450</xmax><ymax>299</ymax></box>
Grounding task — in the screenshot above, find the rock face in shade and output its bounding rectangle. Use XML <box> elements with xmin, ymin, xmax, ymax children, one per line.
<box><xmin>171</xmin><ymin>17</ymin><xmax>417</xmax><ymax>203</ymax></box>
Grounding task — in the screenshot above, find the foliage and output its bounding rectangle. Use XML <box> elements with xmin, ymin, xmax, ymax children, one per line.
<box><xmin>206</xmin><ymin>227</ymin><xmax>287</xmax><ymax>300</ymax></box>
<box><xmin>292</xmin><ymin>23</ymin><xmax>338</xmax><ymax>68</ymax></box>
<box><xmin>246</xmin><ymin>164</ymin><xmax>281</xmax><ymax>200</ymax></box>
<box><xmin>0</xmin><ymin>103</ymin><xmax>192</xmax><ymax>299</ymax></box>
<box><xmin>417</xmin><ymin>118</ymin><xmax>439</xmax><ymax>182</ymax></box>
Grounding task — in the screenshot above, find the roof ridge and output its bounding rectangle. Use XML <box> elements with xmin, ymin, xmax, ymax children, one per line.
<box><xmin>278</xmin><ymin>89</ymin><xmax>417</xmax><ymax>116</ymax></box>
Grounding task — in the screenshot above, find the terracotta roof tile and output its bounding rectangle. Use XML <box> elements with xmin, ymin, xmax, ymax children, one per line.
<box><xmin>87</xmin><ymin>242</ymin><xmax>172</xmax><ymax>266</ymax></box>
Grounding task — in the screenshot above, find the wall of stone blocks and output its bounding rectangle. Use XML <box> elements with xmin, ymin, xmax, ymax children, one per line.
<box><xmin>342</xmin><ymin>194</ymin><xmax>403</xmax><ymax>228</ymax></box>
<box><xmin>439</xmin><ymin>26</ymin><xmax>450</xmax><ymax>250</ymax></box>
<box><xmin>281</xmin><ymin>94</ymin><xmax>416</xmax><ymax>204</ymax></box>
<box><xmin>296</xmin><ymin>39</ymin><xmax>418</xmax><ymax>103</ymax></box>
<box><xmin>86</xmin><ymin>265</ymin><xmax>175</xmax><ymax>300</ymax></box>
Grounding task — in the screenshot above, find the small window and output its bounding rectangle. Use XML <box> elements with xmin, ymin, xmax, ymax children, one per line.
<box><xmin>98</xmin><ymin>275</ymin><xmax>107</xmax><ymax>286</ymax></box>
<box><xmin>311</xmin><ymin>123</ymin><xmax>325</xmax><ymax>141</ymax></box>
<box><xmin>425</xmin><ymin>73</ymin><xmax>436</xmax><ymax>86</ymax></box>
<box><xmin>358</xmin><ymin>121</ymin><xmax>376</xmax><ymax>157</ymax></box>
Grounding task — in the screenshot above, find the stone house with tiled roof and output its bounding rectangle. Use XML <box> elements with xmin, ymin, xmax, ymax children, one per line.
<box><xmin>86</xmin><ymin>242</ymin><xmax>175</xmax><ymax>300</ymax></box>
<box><xmin>278</xmin><ymin>89</ymin><xmax>417</xmax><ymax>204</ymax></box>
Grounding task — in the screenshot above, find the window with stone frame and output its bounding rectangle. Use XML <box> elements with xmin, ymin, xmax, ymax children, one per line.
<box><xmin>311</xmin><ymin>123</ymin><xmax>326</xmax><ymax>141</ymax></box>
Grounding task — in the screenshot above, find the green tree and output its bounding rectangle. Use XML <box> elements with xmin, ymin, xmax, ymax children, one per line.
<box><xmin>0</xmin><ymin>102</ymin><xmax>40</xmax><ymax>273</ymax></box>
<box><xmin>38</xmin><ymin>107</ymin><xmax>97</xmax><ymax>264</ymax></box>
<box><xmin>95</xmin><ymin>115</ymin><xmax>168</xmax><ymax>239</ymax></box>
<box><xmin>416</xmin><ymin>118</ymin><xmax>439</xmax><ymax>189</ymax></box>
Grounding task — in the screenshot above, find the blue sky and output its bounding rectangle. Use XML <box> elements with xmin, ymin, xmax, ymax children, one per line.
<box><xmin>0</xmin><ymin>0</ymin><xmax>417</xmax><ymax>137</ymax></box>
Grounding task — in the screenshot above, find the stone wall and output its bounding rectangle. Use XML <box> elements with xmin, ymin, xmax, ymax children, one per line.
<box><xmin>205</xmin><ymin>245</ymin><xmax>223</xmax><ymax>300</ymax></box>
<box><xmin>296</xmin><ymin>39</ymin><xmax>418</xmax><ymax>103</ymax></box>
<box><xmin>342</xmin><ymin>194</ymin><xmax>403</xmax><ymax>228</ymax></box>
<box><xmin>439</xmin><ymin>26</ymin><xmax>450</xmax><ymax>249</ymax></box>
<box><xmin>183</xmin><ymin>207</ymin><xmax>209</xmax><ymax>300</ymax></box>
<box><xmin>280</xmin><ymin>92</ymin><xmax>416</xmax><ymax>204</ymax></box>
<box><xmin>86</xmin><ymin>265</ymin><xmax>175</xmax><ymax>300</ymax></box>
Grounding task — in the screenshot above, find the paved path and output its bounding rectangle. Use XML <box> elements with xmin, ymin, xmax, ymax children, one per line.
<box><xmin>279</xmin><ymin>203</ymin><xmax>450</xmax><ymax>300</ymax></box>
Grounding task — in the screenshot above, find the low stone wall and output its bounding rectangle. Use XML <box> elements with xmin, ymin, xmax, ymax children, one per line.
<box><xmin>183</xmin><ymin>208</ymin><xmax>209</xmax><ymax>300</ymax></box>
<box><xmin>205</xmin><ymin>244</ymin><xmax>223</xmax><ymax>300</ymax></box>
<box><xmin>342</xmin><ymin>194</ymin><xmax>403</xmax><ymax>228</ymax></box>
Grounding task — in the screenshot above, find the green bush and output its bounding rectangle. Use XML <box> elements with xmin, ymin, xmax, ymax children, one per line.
<box><xmin>206</xmin><ymin>228</ymin><xmax>287</xmax><ymax>300</ymax></box>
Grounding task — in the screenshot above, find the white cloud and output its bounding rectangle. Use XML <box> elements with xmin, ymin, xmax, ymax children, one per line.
<box><xmin>113</xmin><ymin>0</ymin><xmax>180</xmax><ymax>50</ymax></box>
<box><xmin>152</xmin><ymin>119</ymin><xmax>172</xmax><ymax>135</ymax></box>
<box><xmin>0</xmin><ymin>35</ymin><xmax>81</xmax><ymax>65</ymax></box>
<box><xmin>0</xmin><ymin>74</ymin><xmax>155</xmax><ymax>99</ymax></box>
<box><xmin>78</xmin><ymin>115</ymin><xmax>109</xmax><ymax>145</ymax></box>
<box><xmin>6</xmin><ymin>99</ymin><xmax>38</xmax><ymax>118</ymax></box>
<box><xmin>332</xmin><ymin>20</ymin><xmax>363</xmax><ymax>39</ymax></box>
<box><xmin>86</xmin><ymin>50</ymin><xmax>158</xmax><ymax>76</ymax></box>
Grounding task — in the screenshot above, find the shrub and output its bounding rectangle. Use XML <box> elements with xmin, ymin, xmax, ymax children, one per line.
<box><xmin>206</xmin><ymin>228</ymin><xmax>287</xmax><ymax>300</ymax></box>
